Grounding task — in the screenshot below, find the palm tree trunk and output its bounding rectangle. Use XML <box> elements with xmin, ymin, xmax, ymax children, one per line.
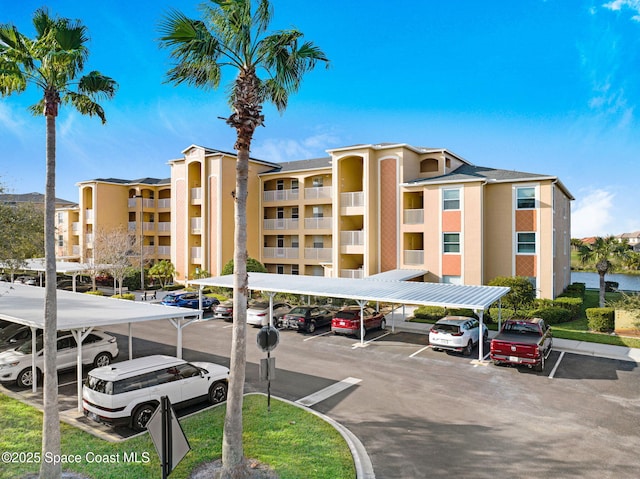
<box><xmin>40</xmin><ymin>113</ymin><xmax>61</xmax><ymax>479</ymax></box>
<box><xmin>599</xmin><ymin>271</ymin><xmax>606</xmax><ymax>308</ymax></box>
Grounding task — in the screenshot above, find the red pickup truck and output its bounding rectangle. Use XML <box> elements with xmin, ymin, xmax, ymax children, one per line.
<box><xmin>490</xmin><ymin>318</ymin><xmax>553</xmax><ymax>372</ymax></box>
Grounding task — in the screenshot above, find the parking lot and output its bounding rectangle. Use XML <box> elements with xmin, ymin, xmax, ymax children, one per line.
<box><xmin>3</xmin><ymin>316</ymin><xmax>640</xmax><ymax>478</ymax></box>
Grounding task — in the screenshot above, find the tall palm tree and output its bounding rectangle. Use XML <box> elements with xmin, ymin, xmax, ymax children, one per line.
<box><xmin>0</xmin><ymin>9</ymin><xmax>116</xmax><ymax>478</ymax></box>
<box><xmin>159</xmin><ymin>1</ymin><xmax>328</xmax><ymax>475</ymax></box>
<box><xmin>578</xmin><ymin>236</ymin><xmax>629</xmax><ymax>307</ymax></box>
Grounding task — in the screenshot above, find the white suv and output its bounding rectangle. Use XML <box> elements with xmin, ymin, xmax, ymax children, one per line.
<box><xmin>429</xmin><ymin>316</ymin><xmax>488</xmax><ymax>356</ymax></box>
<box><xmin>83</xmin><ymin>355</ymin><xmax>229</xmax><ymax>431</ymax></box>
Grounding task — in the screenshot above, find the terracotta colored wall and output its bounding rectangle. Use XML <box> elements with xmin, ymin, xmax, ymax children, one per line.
<box><xmin>380</xmin><ymin>158</ymin><xmax>397</xmax><ymax>271</ymax></box>
<box><xmin>442</xmin><ymin>210</ymin><xmax>461</xmax><ymax>232</ymax></box>
<box><xmin>515</xmin><ymin>255</ymin><xmax>536</xmax><ymax>276</ymax></box>
<box><xmin>442</xmin><ymin>254</ymin><xmax>461</xmax><ymax>276</ymax></box>
<box><xmin>515</xmin><ymin>209</ymin><xmax>536</xmax><ymax>232</ymax></box>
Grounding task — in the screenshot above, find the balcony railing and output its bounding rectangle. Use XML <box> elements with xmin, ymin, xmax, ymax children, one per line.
<box><xmin>304</xmin><ymin>217</ymin><xmax>332</xmax><ymax>229</ymax></box>
<box><xmin>72</xmin><ymin>245</ymin><xmax>80</xmax><ymax>255</ymax></box>
<box><xmin>157</xmin><ymin>198</ymin><xmax>171</xmax><ymax>209</ymax></box>
<box><xmin>191</xmin><ymin>187</ymin><xmax>202</xmax><ymax>202</ymax></box>
<box><xmin>304</xmin><ymin>247</ymin><xmax>332</xmax><ymax>261</ymax></box>
<box><xmin>403</xmin><ymin>209</ymin><xmax>424</xmax><ymax>224</ymax></box>
<box><xmin>404</xmin><ymin>250</ymin><xmax>425</xmax><ymax>265</ymax></box>
<box><xmin>340</xmin><ymin>230</ymin><xmax>364</xmax><ymax>246</ymax></box>
<box><xmin>304</xmin><ymin>186</ymin><xmax>331</xmax><ymax>200</ymax></box>
<box><xmin>158</xmin><ymin>222</ymin><xmax>171</xmax><ymax>232</ymax></box>
<box><xmin>143</xmin><ymin>246</ymin><xmax>156</xmax><ymax>256</ymax></box>
<box><xmin>72</xmin><ymin>222</ymin><xmax>79</xmax><ymax>232</ymax></box>
<box><xmin>85</xmin><ymin>209</ymin><xmax>94</xmax><ymax>221</ymax></box>
<box><xmin>85</xmin><ymin>233</ymin><xmax>94</xmax><ymax>244</ymax></box>
<box><xmin>191</xmin><ymin>246</ymin><xmax>202</xmax><ymax>259</ymax></box>
<box><xmin>340</xmin><ymin>268</ymin><xmax>363</xmax><ymax>279</ymax></box>
<box><xmin>263</xmin><ymin>218</ymin><xmax>299</xmax><ymax>230</ymax></box>
<box><xmin>262</xmin><ymin>247</ymin><xmax>299</xmax><ymax>259</ymax></box>
<box><xmin>143</xmin><ymin>222</ymin><xmax>155</xmax><ymax>231</ymax></box>
<box><xmin>340</xmin><ymin>191</ymin><xmax>364</xmax><ymax>207</ymax></box>
<box><xmin>128</xmin><ymin>198</ymin><xmax>136</xmax><ymax>208</ymax></box>
<box><xmin>157</xmin><ymin>246</ymin><xmax>171</xmax><ymax>256</ymax></box>
<box><xmin>191</xmin><ymin>217</ymin><xmax>202</xmax><ymax>234</ymax></box>
<box><xmin>128</xmin><ymin>221</ymin><xmax>136</xmax><ymax>231</ymax></box>
<box><xmin>263</xmin><ymin>189</ymin><xmax>299</xmax><ymax>202</ymax></box>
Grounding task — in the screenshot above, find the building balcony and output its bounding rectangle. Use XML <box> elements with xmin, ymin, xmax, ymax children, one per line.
<box><xmin>191</xmin><ymin>187</ymin><xmax>202</xmax><ymax>205</ymax></box>
<box><xmin>143</xmin><ymin>246</ymin><xmax>156</xmax><ymax>256</ymax></box>
<box><xmin>403</xmin><ymin>209</ymin><xmax>424</xmax><ymax>225</ymax></box>
<box><xmin>304</xmin><ymin>247</ymin><xmax>332</xmax><ymax>261</ymax></box>
<box><xmin>340</xmin><ymin>268</ymin><xmax>363</xmax><ymax>279</ymax></box>
<box><xmin>128</xmin><ymin>198</ymin><xmax>136</xmax><ymax>208</ymax></box>
<box><xmin>304</xmin><ymin>217</ymin><xmax>332</xmax><ymax>230</ymax></box>
<box><xmin>84</xmin><ymin>233</ymin><xmax>94</xmax><ymax>244</ymax></box>
<box><xmin>263</xmin><ymin>218</ymin><xmax>299</xmax><ymax>230</ymax></box>
<box><xmin>404</xmin><ymin>250</ymin><xmax>424</xmax><ymax>265</ymax></box>
<box><xmin>128</xmin><ymin>221</ymin><xmax>136</xmax><ymax>232</ymax></box>
<box><xmin>157</xmin><ymin>222</ymin><xmax>171</xmax><ymax>233</ymax></box>
<box><xmin>157</xmin><ymin>246</ymin><xmax>171</xmax><ymax>256</ymax></box>
<box><xmin>263</xmin><ymin>247</ymin><xmax>299</xmax><ymax>259</ymax></box>
<box><xmin>72</xmin><ymin>222</ymin><xmax>79</xmax><ymax>233</ymax></box>
<box><xmin>85</xmin><ymin>209</ymin><xmax>94</xmax><ymax>222</ymax></box>
<box><xmin>143</xmin><ymin>222</ymin><xmax>155</xmax><ymax>232</ymax></box>
<box><xmin>304</xmin><ymin>186</ymin><xmax>331</xmax><ymax>200</ymax></box>
<box><xmin>157</xmin><ymin>198</ymin><xmax>171</xmax><ymax>209</ymax></box>
<box><xmin>191</xmin><ymin>217</ymin><xmax>202</xmax><ymax>234</ymax></box>
<box><xmin>263</xmin><ymin>189</ymin><xmax>299</xmax><ymax>202</ymax></box>
<box><xmin>340</xmin><ymin>230</ymin><xmax>364</xmax><ymax>246</ymax></box>
<box><xmin>72</xmin><ymin>245</ymin><xmax>80</xmax><ymax>255</ymax></box>
<box><xmin>340</xmin><ymin>191</ymin><xmax>364</xmax><ymax>208</ymax></box>
<box><xmin>191</xmin><ymin>247</ymin><xmax>202</xmax><ymax>260</ymax></box>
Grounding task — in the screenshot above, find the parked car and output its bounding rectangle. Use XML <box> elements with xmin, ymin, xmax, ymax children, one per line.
<box><xmin>14</xmin><ymin>276</ymin><xmax>37</xmax><ymax>286</ymax></box>
<box><xmin>83</xmin><ymin>355</ymin><xmax>229</xmax><ymax>431</ymax></box>
<box><xmin>331</xmin><ymin>306</ymin><xmax>386</xmax><ymax>337</ymax></box>
<box><xmin>283</xmin><ymin>306</ymin><xmax>334</xmax><ymax>333</ymax></box>
<box><xmin>429</xmin><ymin>316</ymin><xmax>488</xmax><ymax>356</ymax></box>
<box><xmin>490</xmin><ymin>318</ymin><xmax>553</xmax><ymax>372</ymax></box>
<box><xmin>56</xmin><ymin>279</ymin><xmax>92</xmax><ymax>293</ymax></box>
<box><xmin>161</xmin><ymin>292</ymin><xmax>219</xmax><ymax>311</ymax></box>
<box><xmin>0</xmin><ymin>330</ymin><xmax>118</xmax><ymax>388</ymax></box>
<box><xmin>0</xmin><ymin>323</ymin><xmax>43</xmax><ymax>352</ymax></box>
<box><xmin>213</xmin><ymin>300</ymin><xmax>234</xmax><ymax>321</ymax></box>
<box><xmin>247</xmin><ymin>301</ymin><xmax>292</xmax><ymax>328</ymax></box>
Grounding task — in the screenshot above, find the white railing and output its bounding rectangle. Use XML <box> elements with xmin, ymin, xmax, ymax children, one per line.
<box><xmin>85</xmin><ymin>233</ymin><xmax>94</xmax><ymax>244</ymax></box>
<box><xmin>143</xmin><ymin>246</ymin><xmax>155</xmax><ymax>256</ymax></box>
<box><xmin>262</xmin><ymin>247</ymin><xmax>299</xmax><ymax>259</ymax></box>
<box><xmin>340</xmin><ymin>268</ymin><xmax>363</xmax><ymax>279</ymax></box>
<box><xmin>263</xmin><ymin>189</ymin><xmax>299</xmax><ymax>202</ymax></box>
<box><xmin>191</xmin><ymin>217</ymin><xmax>202</xmax><ymax>233</ymax></box>
<box><xmin>263</xmin><ymin>218</ymin><xmax>299</xmax><ymax>230</ymax></box>
<box><xmin>157</xmin><ymin>198</ymin><xmax>171</xmax><ymax>209</ymax></box>
<box><xmin>304</xmin><ymin>217</ymin><xmax>332</xmax><ymax>229</ymax></box>
<box><xmin>128</xmin><ymin>198</ymin><xmax>137</xmax><ymax>208</ymax></box>
<box><xmin>72</xmin><ymin>222</ymin><xmax>79</xmax><ymax>232</ymax></box>
<box><xmin>191</xmin><ymin>246</ymin><xmax>202</xmax><ymax>259</ymax></box>
<box><xmin>128</xmin><ymin>221</ymin><xmax>136</xmax><ymax>231</ymax></box>
<box><xmin>143</xmin><ymin>222</ymin><xmax>156</xmax><ymax>231</ymax></box>
<box><xmin>304</xmin><ymin>248</ymin><xmax>332</xmax><ymax>261</ymax></box>
<box><xmin>191</xmin><ymin>187</ymin><xmax>202</xmax><ymax>201</ymax></box>
<box><xmin>404</xmin><ymin>250</ymin><xmax>425</xmax><ymax>265</ymax></box>
<box><xmin>157</xmin><ymin>246</ymin><xmax>171</xmax><ymax>256</ymax></box>
<box><xmin>158</xmin><ymin>222</ymin><xmax>171</xmax><ymax>232</ymax></box>
<box><xmin>340</xmin><ymin>191</ymin><xmax>364</xmax><ymax>207</ymax></box>
<box><xmin>403</xmin><ymin>209</ymin><xmax>424</xmax><ymax>224</ymax></box>
<box><xmin>72</xmin><ymin>245</ymin><xmax>80</xmax><ymax>255</ymax></box>
<box><xmin>304</xmin><ymin>186</ymin><xmax>331</xmax><ymax>200</ymax></box>
<box><xmin>85</xmin><ymin>209</ymin><xmax>94</xmax><ymax>220</ymax></box>
<box><xmin>340</xmin><ymin>230</ymin><xmax>364</xmax><ymax>246</ymax></box>
<box><xmin>143</xmin><ymin>198</ymin><xmax>155</xmax><ymax>209</ymax></box>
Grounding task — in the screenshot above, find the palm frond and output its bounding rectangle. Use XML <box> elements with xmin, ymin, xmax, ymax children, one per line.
<box><xmin>65</xmin><ymin>91</ymin><xmax>107</xmax><ymax>123</ymax></box>
<box><xmin>78</xmin><ymin>71</ymin><xmax>117</xmax><ymax>99</ymax></box>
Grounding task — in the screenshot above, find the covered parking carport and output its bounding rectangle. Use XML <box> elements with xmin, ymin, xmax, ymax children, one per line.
<box><xmin>1</xmin><ymin>258</ymin><xmax>94</xmax><ymax>292</ymax></box>
<box><xmin>0</xmin><ymin>282</ymin><xmax>203</xmax><ymax>411</ymax></box>
<box><xmin>191</xmin><ymin>272</ymin><xmax>509</xmax><ymax>358</ymax></box>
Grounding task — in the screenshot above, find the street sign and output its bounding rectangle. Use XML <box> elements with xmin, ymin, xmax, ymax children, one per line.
<box><xmin>147</xmin><ymin>396</ymin><xmax>191</xmax><ymax>478</ymax></box>
<box><xmin>256</xmin><ymin>325</ymin><xmax>279</xmax><ymax>352</ymax></box>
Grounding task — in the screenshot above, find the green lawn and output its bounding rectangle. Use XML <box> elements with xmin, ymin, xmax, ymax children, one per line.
<box><xmin>0</xmin><ymin>394</ymin><xmax>355</xmax><ymax>479</ymax></box>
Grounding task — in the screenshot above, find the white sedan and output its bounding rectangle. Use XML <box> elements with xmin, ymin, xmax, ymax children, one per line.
<box><xmin>429</xmin><ymin>316</ymin><xmax>488</xmax><ymax>356</ymax></box>
<box><xmin>0</xmin><ymin>330</ymin><xmax>119</xmax><ymax>388</ymax></box>
<box><xmin>246</xmin><ymin>301</ymin><xmax>292</xmax><ymax>328</ymax></box>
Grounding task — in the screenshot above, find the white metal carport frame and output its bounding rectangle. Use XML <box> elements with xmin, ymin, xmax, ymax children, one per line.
<box><xmin>191</xmin><ymin>272</ymin><xmax>509</xmax><ymax>358</ymax></box>
<box><xmin>0</xmin><ymin>282</ymin><xmax>202</xmax><ymax>411</ymax></box>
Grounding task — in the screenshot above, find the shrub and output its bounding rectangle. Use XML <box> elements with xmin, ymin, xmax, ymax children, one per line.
<box><xmin>85</xmin><ymin>290</ymin><xmax>104</xmax><ymax>296</ymax></box>
<box><xmin>529</xmin><ymin>306</ymin><xmax>571</xmax><ymax>325</ymax></box>
<box><xmin>562</xmin><ymin>282</ymin><xmax>586</xmax><ymax>298</ymax></box>
<box><xmin>445</xmin><ymin>308</ymin><xmax>477</xmax><ymax>318</ymax></box>
<box><xmin>488</xmin><ymin>276</ymin><xmax>535</xmax><ymax>312</ymax></box>
<box><xmin>552</xmin><ymin>297</ymin><xmax>583</xmax><ymax>320</ymax></box>
<box><xmin>413</xmin><ymin>306</ymin><xmax>446</xmax><ymax>322</ymax></box>
<box><xmin>163</xmin><ymin>284</ymin><xmax>183</xmax><ymax>291</ymax></box>
<box><xmin>586</xmin><ymin>307</ymin><xmax>615</xmax><ymax>332</ymax></box>
<box><xmin>111</xmin><ymin>293</ymin><xmax>136</xmax><ymax>301</ymax></box>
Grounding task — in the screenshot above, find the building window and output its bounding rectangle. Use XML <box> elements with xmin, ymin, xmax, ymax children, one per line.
<box><xmin>57</xmin><ymin>235</ymin><xmax>64</xmax><ymax>247</ymax></box>
<box><xmin>312</xmin><ymin>177</ymin><xmax>323</xmax><ymax>187</ymax></box>
<box><xmin>291</xmin><ymin>236</ymin><xmax>299</xmax><ymax>248</ymax></box>
<box><xmin>442</xmin><ymin>188</ymin><xmax>460</xmax><ymax>210</ymax></box>
<box><xmin>312</xmin><ymin>206</ymin><xmax>323</xmax><ymax>218</ymax></box>
<box><xmin>57</xmin><ymin>212</ymin><xmax>64</xmax><ymax>224</ymax></box>
<box><xmin>420</xmin><ymin>158</ymin><xmax>439</xmax><ymax>173</ymax></box>
<box><xmin>277</xmin><ymin>235</ymin><xmax>284</xmax><ymax>248</ymax></box>
<box><xmin>443</xmin><ymin>233</ymin><xmax>460</xmax><ymax>253</ymax></box>
<box><xmin>291</xmin><ymin>179</ymin><xmax>299</xmax><ymax>190</ymax></box>
<box><xmin>291</xmin><ymin>207</ymin><xmax>299</xmax><ymax>219</ymax></box>
<box><xmin>313</xmin><ymin>236</ymin><xmax>323</xmax><ymax>248</ymax></box>
<box><xmin>442</xmin><ymin>275</ymin><xmax>461</xmax><ymax>285</ymax></box>
<box><xmin>277</xmin><ymin>207</ymin><xmax>284</xmax><ymax>219</ymax></box>
<box><xmin>291</xmin><ymin>264</ymin><xmax>299</xmax><ymax>275</ymax></box>
<box><xmin>517</xmin><ymin>232</ymin><xmax>536</xmax><ymax>253</ymax></box>
<box><xmin>516</xmin><ymin>187</ymin><xmax>536</xmax><ymax>209</ymax></box>
<box><xmin>276</xmin><ymin>264</ymin><xmax>284</xmax><ymax>274</ymax></box>
<box><xmin>276</xmin><ymin>179</ymin><xmax>284</xmax><ymax>191</ymax></box>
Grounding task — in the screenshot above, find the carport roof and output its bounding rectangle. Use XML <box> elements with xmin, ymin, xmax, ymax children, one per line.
<box><xmin>191</xmin><ymin>273</ymin><xmax>509</xmax><ymax>310</ymax></box>
<box><xmin>0</xmin><ymin>258</ymin><xmax>90</xmax><ymax>275</ymax></box>
<box><xmin>0</xmin><ymin>283</ymin><xmax>198</xmax><ymax>330</ymax></box>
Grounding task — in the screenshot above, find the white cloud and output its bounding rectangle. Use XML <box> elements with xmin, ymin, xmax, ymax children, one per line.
<box><xmin>603</xmin><ymin>0</ymin><xmax>640</xmax><ymax>21</ymax></box>
<box><xmin>571</xmin><ymin>189</ymin><xmax>616</xmax><ymax>237</ymax></box>
<box><xmin>0</xmin><ymin>101</ymin><xmax>30</xmax><ymax>140</ymax></box>
<box><xmin>253</xmin><ymin>132</ymin><xmax>341</xmax><ymax>163</ymax></box>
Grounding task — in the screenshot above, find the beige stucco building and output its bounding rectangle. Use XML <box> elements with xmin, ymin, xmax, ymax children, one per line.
<box><xmin>62</xmin><ymin>142</ymin><xmax>573</xmax><ymax>299</ymax></box>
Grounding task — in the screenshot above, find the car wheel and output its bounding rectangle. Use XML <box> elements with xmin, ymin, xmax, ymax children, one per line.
<box><xmin>93</xmin><ymin>352</ymin><xmax>112</xmax><ymax>368</ymax></box>
<box><xmin>308</xmin><ymin>320</ymin><xmax>316</xmax><ymax>334</ymax></box>
<box><xmin>379</xmin><ymin>318</ymin><xmax>386</xmax><ymax>331</ymax></box>
<box><xmin>535</xmin><ymin>354</ymin><xmax>545</xmax><ymax>372</ymax></box>
<box><xmin>275</xmin><ymin>318</ymin><xmax>282</xmax><ymax>328</ymax></box>
<box><xmin>132</xmin><ymin>403</ymin><xmax>157</xmax><ymax>432</ymax></box>
<box><xmin>463</xmin><ymin>340</ymin><xmax>473</xmax><ymax>356</ymax></box>
<box><xmin>17</xmin><ymin>368</ymin><xmax>37</xmax><ymax>388</ymax></box>
<box><xmin>209</xmin><ymin>381</ymin><xmax>228</xmax><ymax>405</ymax></box>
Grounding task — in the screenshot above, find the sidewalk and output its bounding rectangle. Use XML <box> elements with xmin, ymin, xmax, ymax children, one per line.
<box><xmin>385</xmin><ymin>309</ymin><xmax>640</xmax><ymax>364</ymax></box>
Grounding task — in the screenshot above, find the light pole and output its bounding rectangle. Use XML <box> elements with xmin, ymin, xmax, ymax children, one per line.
<box><xmin>136</xmin><ymin>193</ymin><xmax>144</xmax><ymax>292</ymax></box>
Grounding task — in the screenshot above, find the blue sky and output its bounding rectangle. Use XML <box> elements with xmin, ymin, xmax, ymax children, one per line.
<box><xmin>2</xmin><ymin>0</ymin><xmax>640</xmax><ymax>238</ymax></box>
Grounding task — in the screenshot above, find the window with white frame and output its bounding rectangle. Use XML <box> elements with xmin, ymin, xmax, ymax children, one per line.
<box><xmin>517</xmin><ymin>232</ymin><xmax>536</xmax><ymax>253</ymax></box>
<box><xmin>312</xmin><ymin>176</ymin><xmax>323</xmax><ymax>187</ymax></box>
<box><xmin>312</xmin><ymin>206</ymin><xmax>323</xmax><ymax>218</ymax></box>
<box><xmin>313</xmin><ymin>235</ymin><xmax>323</xmax><ymax>248</ymax></box>
<box><xmin>516</xmin><ymin>187</ymin><xmax>536</xmax><ymax>209</ymax></box>
<box><xmin>276</xmin><ymin>264</ymin><xmax>284</xmax><ymax>274</ymax></box>
<box><xmin>291</xmin><ymin>207</ymin><xmax>299</xmax><ymax>219</ymax></box>
<box><xmin>292</xmin><ymin>235</ymin><xmax>299</xmax><ymax>248</ymax></box>
<box><xmin>443</xmin><ymin>233</ymin><xmax>460</xmax><ymax>253</ymax></box>
<box><xmin>442</xmin><ymin>275</ymin><xmax>461</xmax><ymax>285</ymax></box>
<box><xmin>291</xmin><ymin>264</ymin><xmax>299</xmax><ymax>275</ymax></box>
<box><xmin>57</xmin><ymin>235</ymin><xmax>64</xmax><ymax>247</ymax></box>
<box><xmin>442</xmin><ymin>188</ymin><xmax>460</xmax><ymax>210</ymax></box>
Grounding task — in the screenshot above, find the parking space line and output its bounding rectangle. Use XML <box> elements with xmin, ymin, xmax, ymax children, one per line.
<box><xmin>295</xmin><ymin>377</ymin><xmax>362</xmax><ymax>407</ymax></box>
<box><xmin>409</xmin><ymin>345</ymin><xmax>431</xmax><ymax>358</ymax></box>
<box><xmin>59</xmin><ymin>379</ymin><xmax>81</xmax><ymax>388</ymax></box>
<box><xmin>548</xmin><ymin>351</ymin><xmax>565</xmax><ymax>379</ymax></box>
<box><xmin>303</xmin><ymin>331</ymin><xmax>332</xmax><ymax>342</ymax></box>
<box><xmin>351</xmin><ymin>332</ymin><xmax>391</xmax><ymax>349</ymax></box>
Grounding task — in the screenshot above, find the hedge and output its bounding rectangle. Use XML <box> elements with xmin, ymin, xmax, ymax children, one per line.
<box><xmin>111</xmin><ymin>293</ymin><xmax>136</xmax><ymax>301</ymax></box>
<box><xmin>413</xmin><ymin>306</ymin><xmax>446</xmax><ymax>321</ymax></box>
<box><xmin>551</xmin><ymin>297</ymin><xmax>583</xmax><ymax>320</ymax></box>
<box><xmin>586</xmin><ymin>307</ymin><xmax>615</xmax><ymax>332</ymax></box>
<box><xmin>528</xmin><ymin>306</ymin><xmax>571</xmax><ymax>325</ymax></box>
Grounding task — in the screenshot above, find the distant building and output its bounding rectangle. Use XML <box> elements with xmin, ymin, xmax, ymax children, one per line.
<box><xmin>618</xmin><ymin>231</ymin><xmax>640</xmax><ymax>252</ymax></box>
<box><xmin>0</xmin><ymin>192</ymin><xmax>76</xmax><ymax>209</ymax></box>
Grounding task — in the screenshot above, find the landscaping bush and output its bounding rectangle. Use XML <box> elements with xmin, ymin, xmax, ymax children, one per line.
<box><xmin>529</xmin><ymin>306</ymin><xmax>571</xmax><ymax>325</ymax></box>
<box><xmin>586</xmin><ymin>307</ymin><xmax>615</xmax><ymax>332</ymax></box>
<box><xmin>552</xmin><ymin>297</ymin><xmax>583</xmax><ymax>320</ymax></box>
<box><xmin>413</xmin><ymin>306</ymin><xmax>446</xmax><ymax>322</ymax></box>
<box><xmin>85</xmin><ymin>290</ymin><xmax>104</xmax><ymax>296</ymax></box>
<box><xmin>111</xmin><ymin>293</ymin><xmax>136</xmax><ymax>301</ymax></box>
<box><xmin>562</xmin><ymin>282</ymin><xmax>586</xmax><ymax>298</ymax></box>
<box><xmin>488</xmin><ymin>276</ymin><xmax>536</xmax><ymax>312</ymax></box>
<box><xmin>488</xmin><ymin>308</ymin><xmax>518</xmax><ymax>323</ymax></box>
<box><xmin>445</xmin><ymin>308</ymin><xmax>477</xmax><ymax>318</ymax></box>
<box><xmin>163</xmin><ymin>284</ymin><xmax>183</xmax><ymax>291</ymax></box>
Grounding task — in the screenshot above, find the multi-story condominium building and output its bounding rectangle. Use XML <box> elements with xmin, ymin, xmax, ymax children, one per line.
<box><xmin>168</xmin><ymin>143</ymin><xmax>573</xmax><ymax>299</ymax></box>
<box><xmin>67</xmin><ymin>178</ymin><xmax>172</xmax><ymax>265</ymax></box>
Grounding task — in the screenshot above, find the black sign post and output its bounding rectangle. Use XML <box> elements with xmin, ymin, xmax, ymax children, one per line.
<box><xmin>257</xmin><ymin>325</ymin><xmax>279</xmax><ymax>412</ymax></box>
<box><xmin>147</xmin><ymin>396</ymin><xmax>191</xmax><ymax>478</ymax></box>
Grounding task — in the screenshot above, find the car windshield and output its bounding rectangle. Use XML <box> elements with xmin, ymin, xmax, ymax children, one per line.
<box><xmin>163</xmin><ymin>295</ymin><xmax>178</xmax><ymax>302</ymax></box>
<box><xmin>504</xmin><ymin>322</ymin><xmax>539</xmax><ymax>334</ymax></box>
<box><xmin>432</xmin><ymin>323</ymin><xmax>460</xmax><ymax>334</ymax></box>
<box><xmin>85</xmin><ymin>374</ymin><xmax>113</xmax><ymax>394</ymax></box>
<box><xmin>288</xmin><ymin>307</ymin><xmax>309</xmax><ymax>315</ymax></box>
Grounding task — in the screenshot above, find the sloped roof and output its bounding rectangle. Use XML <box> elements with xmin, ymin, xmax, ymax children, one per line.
<box><xmin>79</xmin><ymin>177</ymin><xmax>170</xmax><ymax>186</ymax></box>
<box><xmin>261</xmin><ymin>157</ymin><xmax>332</xmax><ymax>175</ymax></box>
<box><xmin>0</xmin><ymin>192</ymin><xmax>76</xmax><ymax>206</ymax></box>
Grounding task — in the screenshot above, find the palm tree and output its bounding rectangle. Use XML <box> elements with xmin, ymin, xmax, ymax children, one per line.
<box><xmin>577</xmin><ymin>236</ymin><xmax>629</xmax><ymax>307</ymax></box>
<box><xmin>159</xmin><ymin>1</ymin><xmax>328</xmax><ymax>475</ymax></box>
<box><xmin>0</xmin><ymin>9</ymin><xmax>116</xmax><ymax>478</ymax></box>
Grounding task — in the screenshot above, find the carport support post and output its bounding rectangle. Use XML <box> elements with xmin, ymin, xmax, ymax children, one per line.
<box><xmin>266</xmin><ymin>291</ymin><xmax>276</xmax><ymax>327</ymax></box>
<box><xmin>391</xmin><ymin>303</ymin><xmax>395</xmax><ymax>333</ymax></box>
<box><xmin>357</xmin><ymin>299</ymin><xmax>367</xmax><ymax>346</ymax></box>
<box><xmin>72</xmin><ymin>327</ymin><xmax>94</xmax><ymax>412</ymax></box>
<box><xmin>198</xmin><ymin>285</ymin><xmax>205</xmax><ymax>319</ymax></box>
<box><xmin>475</xmin><ymin>309</ymin><xmax>485</xmax><ymax>362</ymax></box>
<box><xmin>128</xmin><ymin>323</ymin><xmax>133</xmax><ymax>361</ymax></box>
<box><xmin>31</xmin><ymin>327</ymin><xmax>38</xmax><ymax>393</ymax></box>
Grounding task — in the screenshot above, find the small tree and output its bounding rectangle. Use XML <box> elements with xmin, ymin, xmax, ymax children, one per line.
<box><xmin>148</xmin><ymin>260</ymin><xmax>176</xmax><ymax>288</ymax></box>
<box><xmin>0</xmin><ymin>201</ymin><xmax>44</xmax><ymax>275</ymax></box>
<box><xmin>578</xmin><ymin>236</ymin><xmax>629</xmax><ymax>307</ymax></box>
<box><xmin>93</xmin><ymin>226</ymin><xmax>138</xmax><ymax>295</ymax></box>
<box><xmin>221</xmin><ymin>257</ymin><xmax>267</xmax><ymax>275</ymax></box>
<box><xmin>488</xmin><ymin>276</ymin><xmax>536</xmax><ymax>314</ymax></box>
